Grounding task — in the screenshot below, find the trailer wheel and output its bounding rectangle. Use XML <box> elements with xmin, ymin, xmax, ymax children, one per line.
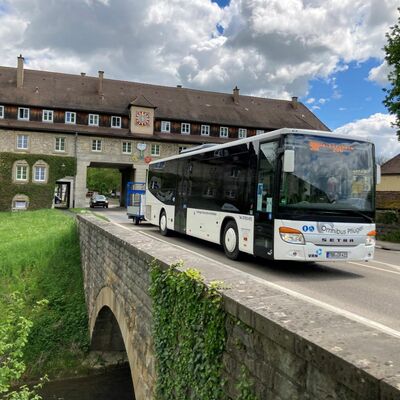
<box><xmin>222</xmin><ymin>220</ymin><xmax>240</xmax><ymax>260</ymax></box>
<box><xmin>159</xmin><ymin>211</ymin><xmax>169</xmax><ymax>236</ymax></box>
<box><xmin>134</xmin><ymin>217</ymin><xmax>140</xmax><ymax>225</ymax></box>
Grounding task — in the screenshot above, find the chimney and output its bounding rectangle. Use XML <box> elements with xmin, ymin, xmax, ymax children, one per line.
<box><xmin>17</xmin><ymin>54</ymin><xmax>24</xmax><ymax>88</ymax></box>
<box><xmin>291</xmin><ymin>96</ymin><xmax>298</xmax><ymax>109</ymax></box>
<box><xmin>98</xmin><ymin>70</ymin><xmax>104</xmax><ymax>95</ymax></box>
<box><xmin>233</xmin><ymin>86</ymin><xmax>239</xmax><ymax>104</ymax></box>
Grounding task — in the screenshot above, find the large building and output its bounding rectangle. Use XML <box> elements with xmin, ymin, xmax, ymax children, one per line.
<box><xmin>0</xmin><ymin>56</ymin><xmax>329</xmax><ymax>210</ymax></box>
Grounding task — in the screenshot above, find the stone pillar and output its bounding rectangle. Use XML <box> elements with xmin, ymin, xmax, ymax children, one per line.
<box><xmin>74</xmin><ymin>160</ymin><xmax>90</xmax><ymax>208</ymax></box>
<box><xmin>134</xmin><ymin>164</ymin><xmax>148</xmax><ymax>184</ymax></box>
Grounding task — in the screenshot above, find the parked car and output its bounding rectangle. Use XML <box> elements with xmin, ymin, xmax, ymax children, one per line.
<box><xmin>90</xmin><ymin>195</ymin><xmax>109</xmax><ymax>208</ymax></box>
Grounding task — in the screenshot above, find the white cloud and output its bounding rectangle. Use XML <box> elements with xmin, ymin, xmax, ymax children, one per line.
<box><xmin>334</xmin><ymin>113</ymin><xmax>400</xmax><ymax>158</ymax></box>
<box><xmin>0</xmin><ymin>0</ymin><xmax>398</xmax><ymax>100</ymax></box>
<box><xmin>368</xmin><ymin>61</ymin><xmax>391</xmax><ymax>85</ymax></box>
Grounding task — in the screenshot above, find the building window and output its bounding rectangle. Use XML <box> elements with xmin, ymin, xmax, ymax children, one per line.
<box><xmin>55</xmin><ymin>137</ymin><xmax>65</xmax><ymax>152</ymax></box>
<box><xmin>178</xmin><ymin>146</ymin><xmax>187</xmax><ymax>153</ymax></box>
<box><xmin>256</xmin><ymin>130</ymin><xmax>264</xmax><ymax>135</ymax></box>
<box><xmin>16</xmin><ymin>165</ymin><xmax>28</xmax><ymax>181</ymax></box>
<box><xmin>42</xmin><ymin>110</ymin><xmax>54</xmax><ymax>123</ymax></box>
<box><xmin>0</xmin><ymin>105</ymin><xmax>4</xmax><ymax>119</ymax></box>
<box><xmin>238</xmin><ymin>128</ymin><xmax>247</xmax><ymax>139</ymax></box>
<box><xmin>89</xmin><ymin>114</ymin><xmax>99</xmax><ymax>126</ymax></box>
<box><xmin>181</xmin><ymin>123</ymin><xmax>190</xmax><ymax>135</ymax></box>
<box><xmin>220</xmin><ymin>127</ymin><xmax>229</xmax><ymax>138</ymax></box>
<box><xmin>161</xmin><ymin>121</ymin><xmax>171</xmax><ymax>133</ymax></box>
<box><xmin>111</xmin><ymin>116</ymin><xmax>121</xmax><ymax>128</ymax></box>
<box><xmin>34</xmin><ymin>166</ymin><xmax>46</xmax><ymax>182</ymax></box>
<box><xmin>12</xmin><ymin>194</ymin><xmax>29</xmax><ymax>211</ymax></box>
<box><xmin>65</xmin><ymin>111</ymin><xmax>76</xmax><ymax>124</ymax></box>
<box><xmin>201</xmin><ymin>125</ymin><xmax>210</xmax><ymax>136</ymax></box>
<box><xmin>92</xmin><ymin>139</ymin><xmax>102</xmax><ymax>152</ymax></box>
<box><xmin>151</xmin><ymin>144</ymin><xmax>160</xmax><ymax>156</ymax></box>
<box><xmin>16</xmin><ymin>135</ymin><xmax>28</xmax><ymax>150</ymax></box>
<box><xmin>122</xmin><ymin>141</ymin><xmax>132</xmax><ymax>154</ymax></box>
<box><xmin>18</xmin><ymin>107</ymin><xmax>29</xmax><ymax>121</ymax></box>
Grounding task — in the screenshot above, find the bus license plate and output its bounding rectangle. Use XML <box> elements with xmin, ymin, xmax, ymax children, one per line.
<box><xmin>327</xmin><ymin>251</ymin><xmax>348</xmax><ymax>259</ymax></box>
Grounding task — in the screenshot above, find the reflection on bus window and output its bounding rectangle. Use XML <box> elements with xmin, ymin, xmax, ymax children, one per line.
<box><xmin>279</xmin><ymin>135</ymin><xmax>374</xmax><ymax>211</ymax></box>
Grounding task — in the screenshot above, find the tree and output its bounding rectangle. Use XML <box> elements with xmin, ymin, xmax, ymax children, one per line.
<box><xmin>87</xmin><ymin>168</ymin><xmax>121</xmax><ymax>194</ymax></box>
<box><xmin>383</xmin><ymin>8</ymin><xmax>400</xmax><ymax>139</ymax></box>
<box><xmin>0</xmin><ymin>293</ymin><xmax>47</xmax><ymax>400</ymax></box>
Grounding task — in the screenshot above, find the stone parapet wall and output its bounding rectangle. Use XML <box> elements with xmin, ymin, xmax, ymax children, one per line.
<box><xmin>77</xmin><ymin>215</ymin><xmax>400</xmax><ymax>400</ymax></box>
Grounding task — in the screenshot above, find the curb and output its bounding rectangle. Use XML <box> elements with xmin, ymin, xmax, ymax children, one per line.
<box><xmin>376</xmin><ymin>240</ymin><xmax>400</xmax><ymax>251</ymax></box>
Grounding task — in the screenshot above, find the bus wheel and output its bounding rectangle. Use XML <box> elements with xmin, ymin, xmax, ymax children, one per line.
<box><xmin>222</xmin><ymin>221</ymin><xmax>240</xmax><ymax>260</ymax></box>
<box><xmin>159</xmin><ymin>211</ymin><xmax>169</xmax><ymax>236</ymax></box>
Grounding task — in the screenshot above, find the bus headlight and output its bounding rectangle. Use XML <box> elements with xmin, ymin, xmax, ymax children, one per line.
<box><xmin>279</xmin><ymin>227</ymin><xmax>305</xmax><ymax>245</ymax></box>
<box><xmin>365</xmin><ymin>230</ymin><xmax>376</xmax><ymax>246</ymax></box>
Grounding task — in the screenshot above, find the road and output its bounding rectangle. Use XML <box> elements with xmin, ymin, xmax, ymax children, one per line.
<box><xmin>91</xmin><ymin>207</ymin><xmax>400</xmax><ymax>337</ymax></box>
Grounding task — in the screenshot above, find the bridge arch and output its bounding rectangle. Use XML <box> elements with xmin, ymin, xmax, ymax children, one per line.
<box><xmin>89</xmin><ymin>286</ymin><xmax>146</xmax><ymax>400</ymax></box>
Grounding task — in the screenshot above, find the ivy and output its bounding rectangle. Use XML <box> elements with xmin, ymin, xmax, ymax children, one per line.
<box><xmin>150</xmin><ymin>262</ymin><xmax>259</xmax><ymax>400</ymax></box>
<box><xmin>0</xmin><ymin>152</ymin><xmax>76</xmax><ymax>211</ymax></box>
<box><xmin>236</xmin><ymin>366</ymin><xmax>258</xmax><ymax>400</ymax></box>
<box><xmin>150</xmin><ymin>263</ymin><xmax>226</xmax><ymax>400</ymax></box>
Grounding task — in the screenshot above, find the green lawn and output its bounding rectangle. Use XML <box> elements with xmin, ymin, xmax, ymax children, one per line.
<box><xmin>0</xmin><ymin>209</ymin><xmax>89</xmax><ymax>379</ymax></box>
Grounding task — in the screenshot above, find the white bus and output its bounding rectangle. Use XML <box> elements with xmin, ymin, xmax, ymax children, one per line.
<box><xmin>145</xmin><ymin>128</ymin><xmax>377</xmax><ymax>262</ymax></box>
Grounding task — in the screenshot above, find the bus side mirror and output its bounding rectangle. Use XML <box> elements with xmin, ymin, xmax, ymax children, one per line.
<box><xmin>376</xmin><ymin>164</ymin><xmax>381</xmax><ymax>185</ymax></box>
<box><xmin>283</xmin><ymin>150</ymin><xmax>295</xmax><ymax>173</ymax></box>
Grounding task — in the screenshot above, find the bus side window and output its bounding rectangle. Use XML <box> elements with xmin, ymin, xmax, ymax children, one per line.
<box><xmin>257</xmin><ymin>142</ymin><xmax>278</xmax><ymax>213</ymax></box>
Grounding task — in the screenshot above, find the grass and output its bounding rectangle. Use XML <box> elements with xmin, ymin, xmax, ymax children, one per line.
<box><xmin>0</xmin><ymin>209</ymin><xmax>90</xmax><ymax>379</ymax></box>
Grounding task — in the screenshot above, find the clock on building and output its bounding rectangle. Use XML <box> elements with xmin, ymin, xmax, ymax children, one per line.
<box><xmin>135</xmin><ymin>111</ymin><xmax>150</xmax><ymax>126</ymax></box>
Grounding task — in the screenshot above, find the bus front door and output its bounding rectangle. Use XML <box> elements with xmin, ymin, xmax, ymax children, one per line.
<box><xmin>254</xmin><ymin>141</ymin><xmax>278</xmax><ymax>259</ymax></box>
<box><xmin>174</xmin><ymin>159</ymin><xmax>191</xmax><ymax>234</ymax></box>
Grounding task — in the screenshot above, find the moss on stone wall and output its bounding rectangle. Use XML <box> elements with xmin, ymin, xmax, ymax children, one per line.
<box><xmin>0</xmin><ymin>152</ymin><xmax>76</xmax><ymax>211</ymax></box>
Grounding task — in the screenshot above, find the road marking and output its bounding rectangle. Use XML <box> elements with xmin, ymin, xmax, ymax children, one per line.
<box><xmin>124</xmin><ymin>228</ymin><xmax>400</xmax><ymax>340</ymax></box>
<box><xmin>348</xmin><ymin>261</ymin><xmax>400</xmax><ymax>276</ymax></box>
<box><xmin>368</xmin><ymin>259</ymin><xmax>400</xmax><ymax>272</ymax></box>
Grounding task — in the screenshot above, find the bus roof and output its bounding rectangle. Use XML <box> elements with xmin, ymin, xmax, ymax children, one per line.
<box><xmin>149</xmin><ymin>127</ymin><xmax>373</xmax><ymax>165</ymax></box>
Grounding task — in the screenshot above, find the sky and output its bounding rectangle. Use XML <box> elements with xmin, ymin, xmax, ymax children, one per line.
<box><xmin>0</xmin><ymin>0</ymin><xmax>399</xmax><ymax>160</ymax></box>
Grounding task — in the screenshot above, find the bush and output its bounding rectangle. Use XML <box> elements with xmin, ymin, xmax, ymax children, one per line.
<box><xmin>376</xmin><ymin>210</ymin><xmax>399</xmax><ymax>224</ymax></box>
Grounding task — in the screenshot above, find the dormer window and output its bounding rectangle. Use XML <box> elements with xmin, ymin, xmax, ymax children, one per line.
<box><xmin>111</xmin><ymin>116</ymin><xmax>121</xmax><ymax>128</ymax></box>
<box><xmin>89</xmin><ymin>114</ymin><xmax>99</xmax><ymax>126</ymax></box>
<box><xmin>181</xmin><ymin>123</ymin><xmax>190</xmax><ymax>135</ymax></box>
<box><xmin>0</xmin><ymin>105</ymin><xmax>4</xmax><ymax>119</ymax></box>
<box><xmin>238</xmin><ymin>128</ymin><xmax>247</xmax><ymax>139</ymax></box>
<box><xmin>18</xmin><ymin>107</ymin><xmax>29</xmax><ymax>121</ymax></box>
<box><xmin>42</xmin><ymin>110</ymin><xmax>54</xmax><ymax>123</ymax></box>
<box><xmin>65</xmin><ymin>111</ymin><xmax>76</xmax><ymax>124</ymax></box>
<box><xmin>219</xmin><ymin>127</ymin><xmax>229</xmax><ymax>138</ymax></box>
<box><xmin>161</xmin><ymin>121</ymin><xmax>171</xmax><ymax>133</ymax></box>
<box><xmin>201</xmin><ymin>125</ymin><xmax>210</xmax><ymax>136</ymax></box>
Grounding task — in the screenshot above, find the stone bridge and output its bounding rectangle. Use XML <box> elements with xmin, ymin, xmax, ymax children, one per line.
<box><xmin>77</xmin><ymin>214</ymin><xmax>400</xmax><ymax>400</ymax></box>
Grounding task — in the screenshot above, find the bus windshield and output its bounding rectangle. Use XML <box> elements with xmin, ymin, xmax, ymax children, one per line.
<box><xmin>279</xmin><ymin>134</ymin><xmax>374</xmax><ymax>212</ymax></box>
